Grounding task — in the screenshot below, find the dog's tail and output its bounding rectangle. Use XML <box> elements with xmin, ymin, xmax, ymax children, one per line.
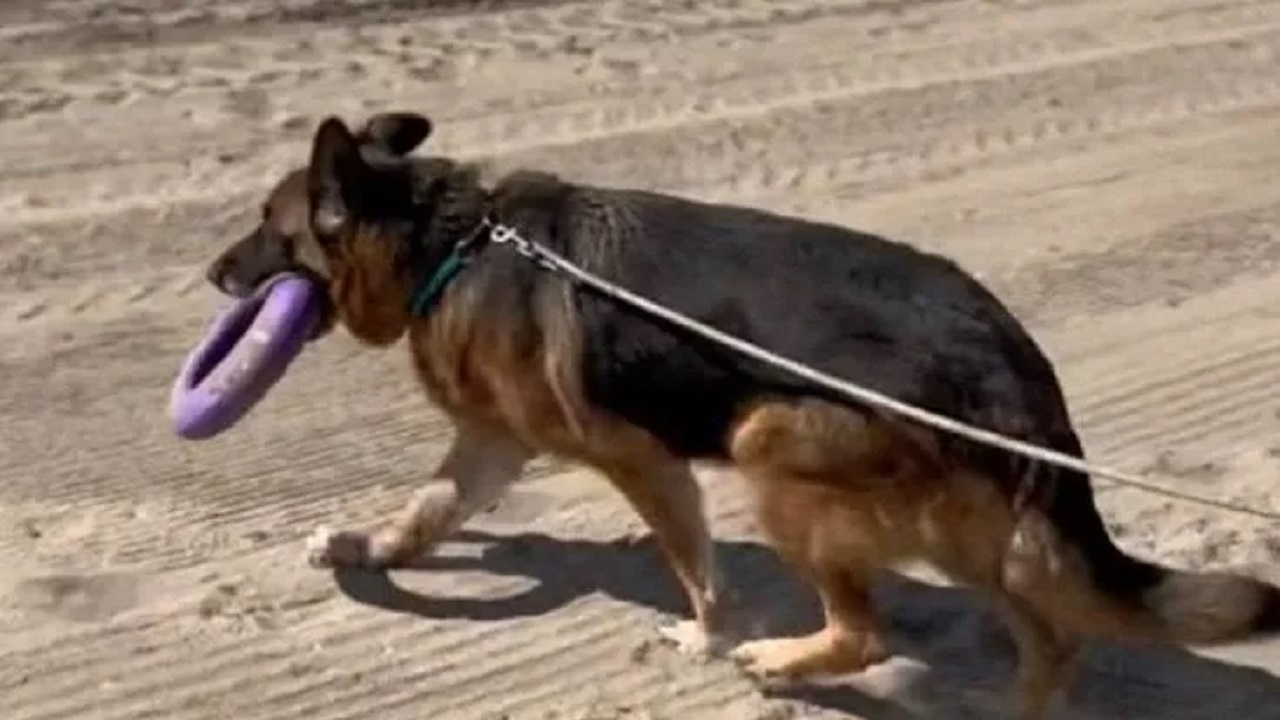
<box><xmin>1012</xmin><ymin>451</ymin><xmax>1280</xmax><ymax>646</ymax></box>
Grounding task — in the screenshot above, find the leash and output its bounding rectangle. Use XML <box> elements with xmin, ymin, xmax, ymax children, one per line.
<box><xmin>433</xmin><ymin>220</ymin><xmax>1280</xmax><ymax>522</ymax></box>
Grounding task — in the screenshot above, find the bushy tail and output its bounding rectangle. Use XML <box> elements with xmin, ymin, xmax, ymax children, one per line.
<box><xmin>1137</xmin><ymin>563</ymin><xmax>1280</xmax><ymax>644</ymax></box>
<box><xmin>1039</xmin><ymin>466</ymin><xmax>1280</xmax><ymax>646</ymax></box>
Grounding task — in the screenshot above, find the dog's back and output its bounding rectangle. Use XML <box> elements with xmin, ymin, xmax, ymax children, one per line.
<box><xmin>549</xmin><ymin>184</ymin><xmax>1074</xmax><ymax>466</ymax></box>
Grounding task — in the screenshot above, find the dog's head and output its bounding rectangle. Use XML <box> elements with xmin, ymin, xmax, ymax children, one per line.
<box><xmin>206</xmin><ymin>111</ymin><xmax>463</xmax><ymax>346</ymax></box>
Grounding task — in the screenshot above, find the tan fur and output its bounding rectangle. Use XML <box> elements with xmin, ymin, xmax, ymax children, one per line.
<box><xmin>328</xmin><ymin>224</ymin><xmax>412</xmax><ymax>347</ymax></box>
<box><xmin>307</xmin><ymin>217</ymin><xmax>727</xmax><ymax>651</ymax></box>
<box><xmin>721</xmin><ymin>398</ymin><xmax>1277</xmax><ymax>719</ymax></box>
<box><xmin>307</xmin><ymin>420</ymin><xmax>532</xmax><ymax>568</ymax></box>
<box><xmin>724</xmin><ymin>398</ymin><xmax>1116</xmax><ymax>719</ymax></box>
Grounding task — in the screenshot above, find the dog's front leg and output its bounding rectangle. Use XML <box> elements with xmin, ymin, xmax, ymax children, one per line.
<box><xmin>307</xmin><ymin>422</ymin><xmax>533</xmax><ymax>570</ymax></box>
<box><xmin>603</xmin><ymin>460</ymin><xmax>729</xmax><ymax>656</ymax></box>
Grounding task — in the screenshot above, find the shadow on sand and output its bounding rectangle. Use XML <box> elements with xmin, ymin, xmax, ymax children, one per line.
<box><xmin>329</xmin><ymin>528</ymin><xmax>1280</xmax><ymax>719</ymax></box>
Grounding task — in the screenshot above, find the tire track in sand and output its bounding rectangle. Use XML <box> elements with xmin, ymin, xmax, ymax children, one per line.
<box><xmin>7</xmin><ymin>18</ymin><xmax>1280</xmax><ymax>327</ymax></box>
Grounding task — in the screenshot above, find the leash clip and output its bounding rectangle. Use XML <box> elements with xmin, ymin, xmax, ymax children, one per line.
<box><xmin>489</xmin><ymin>223</ymin><xmax>524</xmax><ymax>248</ymax></box>
<box><xmin>489</xmin><ymin>222</ymin><xmax>544</xmax><ymax>265</ymax></box>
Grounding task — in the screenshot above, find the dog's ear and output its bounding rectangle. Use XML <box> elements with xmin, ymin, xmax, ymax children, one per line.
<box><xmin>307</xmin><ymin>116</ymin><xmax>368</xmax><ymax>237</ymax></box>
<box><xmin>357</xmin><ymin>112</ymin><xmax>433</xmax><ymax>157</ymax></box>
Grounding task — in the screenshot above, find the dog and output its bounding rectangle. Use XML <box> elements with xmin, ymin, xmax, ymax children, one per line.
<box><xmin>205</xmin><ymin>111</ymin><xmax>1280</xmax><ymax>719</ymax></box>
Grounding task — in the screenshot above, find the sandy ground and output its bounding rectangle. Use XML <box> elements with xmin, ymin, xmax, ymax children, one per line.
<box><xmin>3</xmin><ymin>0</ymin><xmax>1280</xmax><ymax>717</ymax></box>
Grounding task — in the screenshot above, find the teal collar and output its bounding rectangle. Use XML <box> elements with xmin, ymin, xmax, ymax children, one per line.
<box><xmin>407</xmin><ymin>246</ymin><xmax>467</xmax><ymax>316</ymax></box>
<box><xmin>406</xmin><ymin>220</ymin><xmax>492</xmax><ymax>317</ymax></box>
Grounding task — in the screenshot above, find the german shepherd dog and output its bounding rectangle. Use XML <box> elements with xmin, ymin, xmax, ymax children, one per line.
<box><xmin>206</xmin><ymin>112</ymin><xmax>1280</xmax><ymax>719</ymax></box>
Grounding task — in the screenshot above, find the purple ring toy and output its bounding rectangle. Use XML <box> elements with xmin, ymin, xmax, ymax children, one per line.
<box><xmin>170</xmin><ymin>273</ymin><xmax>323</xmax><ymax>440</ymax></box>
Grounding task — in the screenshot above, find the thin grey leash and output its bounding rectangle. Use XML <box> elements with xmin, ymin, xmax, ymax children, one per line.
<box><xmin>486</xmin><ymin>222</ymin><xmax>1280</xmax><ymax>522</ymax></box>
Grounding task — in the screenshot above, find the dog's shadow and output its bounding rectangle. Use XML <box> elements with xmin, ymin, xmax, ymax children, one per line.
<box><xmin>330</xmin><ymin>528</ymin><xmax>1280</xmax><ymax>719</ymax></box>
<box><xmin>333</xmin><ymin>528</ymin><xmax>713</xmax><ymax>622</ymax></box>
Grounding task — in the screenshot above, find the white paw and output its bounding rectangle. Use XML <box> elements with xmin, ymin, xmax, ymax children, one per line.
<box><xmin>727</xmin><ymin>637</ymin><xmax>813</xmax><ymax>689</ymax></box>
<box><xmin>729</xmin><ymin>638</ymin><xmax>786</xmax><ymax>678</ymax></box>
<box><xmin>657</xmin><ymin>619</ymin><xmax>725</xmax><ymax>657</ymax></box>
<box><xmin>305</xmin><ymin>526</ymin><xmax>394</xmax><ymax>570</ymax></box>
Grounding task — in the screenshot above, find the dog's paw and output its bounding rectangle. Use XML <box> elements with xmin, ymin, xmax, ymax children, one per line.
<box><xmin>730</xmin><ymin>633</ymin><xmax>887</xmax><ymax>688</ymax></box>
<box><xmin>729</xmin><ymin>637</ymin><xmax>813</xmax><ymax>686</ymax></box>
<box><xmin>305</xmin><ymin>526</ymin><xmax>403</xmax><ymax>570</ymax></box>
<box><xmin>655</xmin><ymin>617</ymin><xmax>727</xmax><ymax>655</ymax></box>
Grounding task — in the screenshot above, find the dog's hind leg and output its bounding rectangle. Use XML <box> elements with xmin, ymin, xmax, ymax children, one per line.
<box><xmin>307</xmin><ymin>421</ymin><xmax>533</xmax><ymax>570</ymax></box>
<box><xmin>729</xmin><ymin>554</ymin><xmax>888</xmax><ymax>681</ymax></box>
<box><xmin>725</xmin><ymin>473</ymin><xmax>890</xmax><ymax>681</ymax></box>
<box><xmin>726</xmin><ymin>400</ymin><xmax>904</xmax><ymax>682</ymax></box>
<box><xmin>994</xmin><ymin>593</ymin><xmax>1081</xmax><ymax>720</ymax></box>
<box><xmin>602</xmin><ymin>459</ymin><xmax>727</xmax><ymax>656</ymax></box>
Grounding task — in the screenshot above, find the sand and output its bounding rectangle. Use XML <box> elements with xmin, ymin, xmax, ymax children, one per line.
<box><xmin>2</xmin><ymin>0</ymin><xmax>1280</xmax><ymax>717</ymax></box>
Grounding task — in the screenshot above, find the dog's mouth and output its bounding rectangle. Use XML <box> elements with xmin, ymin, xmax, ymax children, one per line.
<box><xmin>288</xmin><ymin>266</ymin><xmax>336</xmax><ymax>341</ymax></box>
<box><xmin>212</xmin><ymin>266</ymin><xmax>336</xmax><ymax>342</ymax></box>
